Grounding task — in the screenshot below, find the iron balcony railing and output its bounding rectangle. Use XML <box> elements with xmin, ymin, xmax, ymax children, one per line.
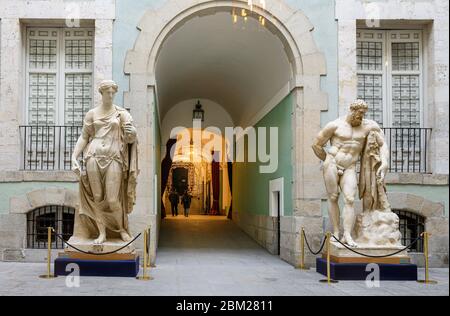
<box><xmin>19</xmin><ymin>125</ymin><xmax>84</xmax><ymax>171</ymax></box>
<box><xmin>19</xmin><ymin>126</ymin><xmax>432</xmax><ymax>174</ymax></box>
<box><xmin>382</xmin><ymin>127</ymin><xmax>432</xmax><ymax>174</ymax></box>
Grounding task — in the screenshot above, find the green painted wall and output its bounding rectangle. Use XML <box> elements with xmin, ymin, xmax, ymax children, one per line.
<box><xmin>0</xmin><ymin>182</ymin><xmax>77</xmax><ymax>214</ymax></box>
<box><xmin>233</xmin><ymin>93</ymin><xmax>293</xmax><ymax>217</ymax></box>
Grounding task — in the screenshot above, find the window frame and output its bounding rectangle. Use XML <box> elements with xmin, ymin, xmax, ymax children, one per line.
<box><xmin>356</xmin><ymin>29</ymin><xmax>387</xmax><ymax>125</ymax></box>
<box><xmin>25</xmin><ymin>27</ymin><xmax>94</xmax><ymax>127</ymax></box>
<box><xmin>357</xmin><ymin>29</ymin><xmax>425</xmax><ymax>128</ymax></box>
<box><xmin>62</xmin><ymin>28</ymin><xmax>95</xmax><ymax>126</ymax></box>
<box><xmin>27</xmin><ymin>205</ymin><xmax>75</xmax><ymax>250</ymax></box>
<box><xmin>393</xmin><ymin>209</ymin><xmax>425</xmax><ymax>253</ymax></box>
<box><xmin>25</xmin><ymin>28</ymin><xmax>61</xmax><ymax>126</ymax></box>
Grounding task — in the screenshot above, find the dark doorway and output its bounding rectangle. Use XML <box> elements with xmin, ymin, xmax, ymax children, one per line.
<box><xmin>276</xmin><ymin>191</ymin><xmax>281</xmax><ymax>256</ymax></box>
<box><xmin>173</xmin><ymin>168</ymin><xmax>189</xmax><ymax>195</ymax></box>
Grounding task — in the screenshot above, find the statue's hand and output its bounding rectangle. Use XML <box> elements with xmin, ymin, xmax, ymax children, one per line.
<box><xmin>123</xmin><ymin>123</ymin><xmax>136</xmax><ymax>143</ymax></box>
<box><xmin>72</xmin><ymin>158</ymin><xmax>81</xmax><ymax>177</ymax></box>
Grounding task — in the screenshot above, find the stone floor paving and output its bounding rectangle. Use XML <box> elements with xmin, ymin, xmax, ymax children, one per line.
<box><xmin>0</xmin><ymin>216</ymin><xmax>448</xmax><ymax>296</ymax></box>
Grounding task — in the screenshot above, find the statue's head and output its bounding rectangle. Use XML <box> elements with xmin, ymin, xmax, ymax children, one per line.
<box><xmin>98</xmin><ymin>80</ymin><xmax>119</xmax><ymax>104</ymax></box>
<box><xmin>348</xmin><ymin>99</ymin><xmax>368</xmax><ymax>127</ymax></box>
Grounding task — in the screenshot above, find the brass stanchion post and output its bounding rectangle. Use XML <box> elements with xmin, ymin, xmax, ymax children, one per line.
<box><xmin>143</xmin><ymin>227</ymin><xmax>155</xmax><ymax>268</ymax></box>
<box><xmin>146</xmin><ymin>227</ymin><xmax>151</xmax><ymax>268</ymax></box>
<box><xmin>39</xmin><ymin>227</ymin><xmax>56</xmax><ymax>279</ymax></box>
<box><xmin>320</xmin><ymin>232</ymin><xmax>338</xmax><ymax>284</ymax></box>
<box><xmin>298</xmin><ymin>227</ymin><xmax>307</xmax><ymax>270</ymax></box>
<box><xmin>418</xmin><ymin>232</ymin><xmax>437</xmax><ymax>284</ymax></box>
<box><xmin>137</xmin><ymin>228</ymin><xmax>153</xmax><ymax>281</ymax></box>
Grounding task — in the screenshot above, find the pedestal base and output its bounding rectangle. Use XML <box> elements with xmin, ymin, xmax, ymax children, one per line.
<box><xmin>65</xmin><ymin>237</ymin><xmax>136</xmax><ymax>254</ymax></box>
<box><xmin>327</xmin><ymin>241</ymin><xmax>410</xmax><ymax>264</ymax></box>
<box><xmin>55</xmin><ymin>256</ymin><xmax>140</xmax><ymax>278</ymax></box>
<box><xmin>316</xmin><ymin>258</ymin><xmax>418</xmax><ymax>281</ymax></box>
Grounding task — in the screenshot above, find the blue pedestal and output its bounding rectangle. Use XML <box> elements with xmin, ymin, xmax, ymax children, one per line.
<box><xmin>55</xmin><ymin>257</ymin><xmax>140</xmax><ymax>278</ymax></box>
<box><xmin>316</xmin><ymin>258</ymin><xmax>418</xmax><ymax>281</ymax></box>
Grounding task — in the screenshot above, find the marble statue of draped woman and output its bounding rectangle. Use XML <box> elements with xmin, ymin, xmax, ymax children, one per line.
<box><xmin>70</xmin><ymin>80</ymin><xmax>139</xmax><ymax>245</ymax></box>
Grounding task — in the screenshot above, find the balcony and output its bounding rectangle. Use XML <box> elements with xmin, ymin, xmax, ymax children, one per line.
<box><xmin>382</xmin><ymin>127</ymin><xmax>432</xmax><ymax>174</ymax></box>
<box><xmin>19</xmin><ymin>125</ymin><xmax>83</xmax><ymax>171</ymax></box>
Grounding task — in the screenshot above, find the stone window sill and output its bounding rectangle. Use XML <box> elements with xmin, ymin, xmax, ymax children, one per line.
<box><xmin>386</xmin><ymin>173</ymin><xmax>449</xmax><ymax>185</ymax></box>
<box><xmin>0</xmin><ymin>171</ymin><xmax>78</xmax><ymax>183</ymax></box>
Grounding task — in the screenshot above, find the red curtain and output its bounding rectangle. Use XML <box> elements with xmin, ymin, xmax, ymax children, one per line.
<box><xmin>211</xmin><ymin>151</ymin><xmax>220</xmax><ymax>215</ymax></box>
<box><xmin>227</xmin><ymin>161</ymin><xmax>233</xmax><ymax>219</ymax></box>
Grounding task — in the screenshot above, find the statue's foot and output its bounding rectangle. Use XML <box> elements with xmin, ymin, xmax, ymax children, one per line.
<box><xmin>120</xmin><ymin>231</ymin><xmax>133</xmax><ymax>243</ymax></box>
<box><xmin>342</xmin><ymin>233</ymin><xmax>358</xmax><ymax>248</ymax></box>
<box><xmin>94</xmin><ymin>234</ymin><xmax>106</xmax><ymax>245</ymax></box>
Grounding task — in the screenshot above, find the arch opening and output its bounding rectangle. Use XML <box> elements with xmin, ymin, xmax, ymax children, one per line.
<box><xmin>155</xmin><ymin>7</ymin><xmax>297</xmax><ymax>127</ymax></box>
<box><xmin>123</xmin><ymin>0</ymin><xmax>328</xmax><ymax>266</ymax></box>
<box><xmin>154</xmin><ymin>6</ymin><xmax>298</xmax><ymax>258</ymax></box>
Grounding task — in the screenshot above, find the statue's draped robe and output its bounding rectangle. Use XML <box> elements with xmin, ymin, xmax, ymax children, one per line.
<box><xmin>72</xmin><ymin>106</ymin><xmax>139</xmax><ymax>240</ymax></box>
<box><xmin>358</xmin><ymin>130</ymin><xmax>390</xmax><ymax>211</ymax></box>
<box><xmin>355</xmin><ymin>130</ymin><xmax>401</xmax><ymax>246</ymax></box>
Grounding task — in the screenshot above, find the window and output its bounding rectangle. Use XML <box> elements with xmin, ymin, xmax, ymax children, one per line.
<box><xmin>26</xmin><ymin>28</ymin><xmax>94</xmax><ymax>126</ymax></box>
<box><xmin>357</xmin><ymin>30</ymin><xmax>423</xmax><ymax>128</ymax></box>
<box><xmin>23</xmin><ymin>28</ymin><xmax>93</xmax><ymax>170</ymax></box>
<box><xmin>393</xmin><ymin>210</ymin><xmax>425</xmax><ymax>253</ymax></box>
<box><xmin>27</xmin><ymin>205</ymin><xmax>75</xmax><ymax>249</ymax></box>
<box><xmin>357</xmin><ymin>30</ymin><xmax>429</xmax><ymax>173</ymax></box>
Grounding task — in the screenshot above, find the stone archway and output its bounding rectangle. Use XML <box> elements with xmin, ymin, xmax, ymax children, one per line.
<box><xmin>123</xmin><ymin>0</ymin><xmax>328</xmax><ymax>267</ymax></box>
<box><xmin>9</xmin><ymin>188</ymin><xmax>79</xmax><ymax>215</ymax></box>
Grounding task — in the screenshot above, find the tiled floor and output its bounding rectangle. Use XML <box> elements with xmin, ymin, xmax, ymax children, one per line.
<box><xmin>0</xmin><ymin>216</ymin><xmax>448</xmax><ymax>296</ymax></box>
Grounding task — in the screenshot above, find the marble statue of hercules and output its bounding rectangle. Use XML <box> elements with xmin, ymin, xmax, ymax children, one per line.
<box><xmin>312</xmin><ymin>100</ymin><xmax>389</xmax><ymax>247</ymax></box>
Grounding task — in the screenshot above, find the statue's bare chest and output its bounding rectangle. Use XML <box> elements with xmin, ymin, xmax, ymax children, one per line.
<box><xmin>333</xmin><ymin>124</ymin><xmax>367</xmax><ymax>144</ymax></box>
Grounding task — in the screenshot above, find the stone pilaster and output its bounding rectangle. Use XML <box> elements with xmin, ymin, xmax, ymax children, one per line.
<box><xmin>337</xmin><ymin>19</ymin><xmax>357</xmax><ymax>117</ymax></box>
<box><xmin>94</xmin><ymin>19</ymin><xmax>114</xmax><ymax>107</ymax></box>
<box><xmin>0</xmin><ymin>18</ymin><xmax>22</xmax><ymax>171</ymax></box>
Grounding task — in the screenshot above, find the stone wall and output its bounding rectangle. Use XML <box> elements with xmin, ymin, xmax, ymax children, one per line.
<box><xmin>233</xmin><ymin>210</ymin><xmax>278</xmax><ymax>255</ymax></box>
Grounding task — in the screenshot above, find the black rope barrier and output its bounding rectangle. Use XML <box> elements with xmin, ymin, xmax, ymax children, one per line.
<box><xmin>54</xmin><ymin>232</ymin><xmax>142</xmax><ymax>256</ymax></box>
<box><xmin>331</xmin><ymin>235</ymin><xmax>422</xmax><ymax>258</ymax></box>
<box><xmin>303</xmin><ymin>230</ymin><xmax>328</xmax><ymax>255</ymax></box>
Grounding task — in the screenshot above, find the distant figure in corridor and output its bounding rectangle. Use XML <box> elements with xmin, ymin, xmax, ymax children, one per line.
<box><xmin>182</xmin><ymin>192</ymin><xmax>192</xmax><ymax>217</ymax></box>
<box><xmin>169</xmin><ymin>189</ymin><xmax>180</xmax><ymax>217</ymax></box>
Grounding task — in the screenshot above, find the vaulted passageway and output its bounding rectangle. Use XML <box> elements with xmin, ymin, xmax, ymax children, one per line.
<box><xmin>155</xmin><ymin>6</ymin><xmax>296</xmax><ymax>258</ymax></box>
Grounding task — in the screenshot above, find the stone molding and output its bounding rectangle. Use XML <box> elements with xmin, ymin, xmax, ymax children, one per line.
<box><xmin>386</xmin><ymin>173</ymin><xmax>449</xmax><ymax>186</ymax></box>
<box><xmin>9</xmin><ymin>187</ymin><xmax>79</xmax><ymax>215</ymax></box>
<box><xmin>387</xmin><ymin>192</ymin><xmax>445</xmax><ymax>220</ymax></box>
<box><xmin>0</xmin><ymin>171</ymin><xmax>78</xmax><ymax>183</ymax></box>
